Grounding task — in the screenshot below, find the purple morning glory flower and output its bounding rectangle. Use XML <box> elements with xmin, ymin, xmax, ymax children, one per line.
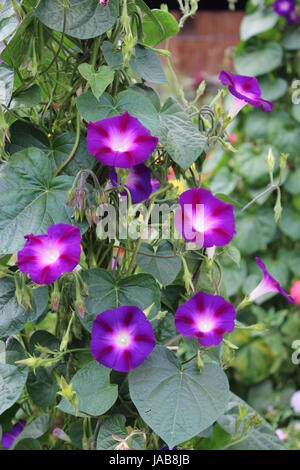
<box><xmin>287</xmin><ymin>7</ymin><xmax>300</xmax><ymax>23</ymax></box>
<box><xmin>1</xmin><ymin>420</ymin><xmax>26</xmax><ymax>450</ymax></box>
<box><xmin>174</xmin><ymin>188</ymin><xmax>235</xmax><ymax>248</ymax></box>
<box><xmin>110</xmin><ymin>164</ymin><xmax>153</xmax><ymax>204</ymax></box>
<box><xmin>249</xmin><ymin>257</ymin><xmax>294</xmax><ymax>303</ymax></box>
<box><xmin>175</xmin><ymin>291</ymin><xmax>236</xmax><ymax>347</ymax></box>
<box><xmin>219</xmin><ymin>71</ymin><xmax>274</xmax><ymax>118</ymax></box>
<box><xmin>273</xmin><ymin>0</ymin><xmax>295</xmax><ymax>16</ymax></box>
<box><xmin>91</xmin><ymin>305</ymin><xmax>156</xmax><ymax>373</ymax></box>
<box><xmin>291</xmin><ymin>391</ymin><xmax>300</xmax><ymax>413</ymax></box>
<box><xmin>17</xmin><ymin>224</ymin><xmax>81</xmax><ymax>285</ymax></box>
<box><xmin>87</xmin><ymin>111</ymin><xmax>158</xmax><ymax>168</ymax></box>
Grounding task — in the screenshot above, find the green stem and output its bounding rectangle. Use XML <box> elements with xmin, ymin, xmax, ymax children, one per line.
<box><xmin>54</xmin><ymin>111</ymin><xmax>81</xmax><ymax>176</ymax></box>
<box><xmin>239</xmin><ymin>184</ymin><xmax>277</xmax><ymax>214</ymax></box>
<box><xmin>91</xmin><ymin>36</ymin><xmax>101</xmax><ymax>68</ymax></box>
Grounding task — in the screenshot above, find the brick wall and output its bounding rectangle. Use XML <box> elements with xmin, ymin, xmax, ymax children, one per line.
<box><xmin>168</xmin><ymin>11</ymin><xmax>244</xmax><ymax>84</ymax></box>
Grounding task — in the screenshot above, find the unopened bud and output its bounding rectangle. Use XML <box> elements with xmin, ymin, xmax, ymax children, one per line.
<box><xmin>53</xmin><ymin>428</ymin><xmax>71</xmax><ymax>443</ymax></box>
<box><xmin>51</xmin><ymin>282</ymin><xmax>60</xmax><ymax>312</ymax></box>
<box><xmin>76</xmin><ymin>299</ymin><xmax>86</xmax><ymax>318</ymax></box>
<box><xmin>16</xmin><ymin>355</ymin><xmax>42</xmax><ymax>371</ymax></box>
<box><xmin>274</xmin><ymin>188</ymin><xmax>282</xmax><ymax>223</ymax></box>
<box><xmin>267</xmin><ymin>147</ymin><xmax>275</xmax><ymax>175</ymax></box>
<box><xmin>23</xmin><ymin>285</ymin><xmax>33</xmax><ymax>311</ymax></box>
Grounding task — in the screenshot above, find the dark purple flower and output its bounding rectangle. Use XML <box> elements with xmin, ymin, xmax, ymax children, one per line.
<box><xmin>151</xmin><ymin>178</ymin><xmax>161</xmax><ymax>193</ymax></box>
<box><xmin>273</xmin><ymin>0</ymin><xmax>295</xmax><ymax>16</ymax></box>
<box><xmin>91</xmin><ymin>306</ymin><xmax>156</xmax><ymax>373</ymax></box>
<box><xmin>287</xmin><ymin>7</ymin><xmax>300</xmax><ymax>23</ymax></box>
<box><xmin>175</xmin><ymin>291</ymin><xmax>236</xmax><ymax>347</ymax></box>
<box><xmin>174</xmin><ymin>188</ymin><xmax>235</xmax><ymax>248</ymax></box>
<box><xmin>100</xmin><ymin>0</ymin><xmax>109</xmax><ymax>5</ymax></box>
<box><xmin>87</xmin><ymin>111</ymin><xmax>158</xmax><ymax>168</ymax></box>
<box><xmin>249</xmin><ymin>257</ymin><xmax>294</xmax><ymax>303</ymax></box>
<box><xmin>1</xmin><ymin>420</ymin><xmax>26</xmax><ymax>450</ymax></box>
<box><xmin>219</xmin><ymin>71</ymin><xmax>274</xmax><ymax>118</ymax></box>
<box><xmin>110</xmin><ymin>164</ymin><xmax>153</xmax><ymax>204</ymax></box>
<box><xmin>17</xmin><ymin>224</ymin><xmax>81</xmax><ymax>285</ymax></box>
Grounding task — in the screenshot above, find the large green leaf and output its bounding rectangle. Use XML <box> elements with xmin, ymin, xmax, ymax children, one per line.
<box><xmin>0</xmin><ymin>62</ymin><xmax>14</xmax><ymax>106</ymax></box>
<box><xmin>35</xmin><ymin>0</ymin><xmax>118</xmax><ymax>39</ymax></box>
<box><xmin>78</xmin><ymin>63</ymin><xmax>114</xmax><ymax>100</ymax></box>
<box><xmin>0</xmin><ymin>278</ymin><xmax>48</xmax><ymax>338</ymax></box>
<box><xmin>159</xmin><ymin>97</ymin><xmax>207</xmax><ymax>170</ymax></box>
<box><xmin>235</xmin><ymin>42</ymin><xmax>283</xmax><ymax>76</ymax></box>
<box><xmin>0</xmin><ymin>338</ymin><xmax>28</xmax><ymax>415</ymax></box>
<box><xmin>73</xmin><ymin>268</ymin><xmax>161</xmax><ymax>331</ymax></box>
<box><xmin>279</xmin><ymin>207</ymin><xmax>300</xmax><ymax>241</ymax></box>
<box><xmin>258</xmin><ymin>77</ymin><xmax>288</xmax><ymax>102</ymax></box>
<box><xmin>27</xmin><ymin>332</ymin><xmax>59</xmax><ymax>408</ymax></box>
<box><xmin>7</xmin><ymin>121</ymin><xmax>94</xmax><ymax>176</ymax></box>
<box><xmin>130</xmin><ymin>45</ymin><xmax>167</xmax><ymax>84</ymax></box>
<box><xmin>27</xmin><ymin>368</ymin><xmax>58</xmax><ymax>408</ymax></box>
<box><xmin>10</xmin><ymin>85</ymin><xmax>42</xmax><ymax>109</ymax></box>
<box><xmin>97</xmin><ymin>414</ymin><xmax>144</xmax><ymax>450</ymax></box>
<box><xmin>137</xmin><ymin>241</ymin><xmax>182</xmax><ymax>286</ymax></box>
<box><xmin>240</xmin><ymin>9</ymin><xmax>278</xmax><ymax>41</ymax></box>
<box><xmin>58</xmin><ymin>360</ymin><xmax>118</xmax><ymax>417</ymax></box>
<box><xmin>102</xmin><ymin>41</ymin><xmax>123</xmax><ymax>68</ymax></box>
<box><xmin>234</xmin><ymin>209</ymin><xmax>277</xmax><ymax>255</ymax></box>
<box><xmin>282</xmin><ymin>28</ymin><xmax>300</xmax><ymax>50</ymax></box>
<box><xmin>129</xmin><ymin>345</ymin><xmax>229</xmax><ymax>449</ymax></box>
<box><xmin>142</xmin><ymin>9</ymin><xmax>179</xmax><ymax>47</ymax></box>
<box><xmin>77</xmin><ymin>88</ymin><xmax>160</xmax><ymax>135</ymax></box>
<box><xmin>284</xmin><ymin>168</ymin><xmax>300</xmax><ymax>195</ymax></box>
<box><xmin>221</xmin><ymin>259</ymin><xmax>247</xmax><ymax>298</ymax></box>
<box><xmin>0</xmin><ymin>0</ymin><xmax>19</xmax><ymax>42</ymax></box>
<box><xmin>218</xmin><ymin>393</ymin><xmax>285</xmax><ymax>450</ymax></box>
<box><xmin>0</xmin><ymin>147</ymin><xmax>78</xmax><ymax>254</ymax></box>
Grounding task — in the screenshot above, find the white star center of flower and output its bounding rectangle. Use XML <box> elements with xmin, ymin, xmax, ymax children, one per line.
<box><xmin>281</xmin><ymin>1</ymin><xmax>291</xmax><ymax>11</ymax></box>
<box><xmin>110</xmin><ymin>131</ymin><xmax>134</xmax><ymax>153</ymax></box>
<box><xmin>116</xmin><ymin>332</ymin><xmax>131</xmax><ymax>347</ymax></box>
<box><xmin>198</xmin><ymin>319</ymin><xmax>214</xmax><ymax>333</ymax></box>
<box><xmin>43</xmin><ymin>247</ymin><xmax>60</xmax><ymax>265</ymax></box>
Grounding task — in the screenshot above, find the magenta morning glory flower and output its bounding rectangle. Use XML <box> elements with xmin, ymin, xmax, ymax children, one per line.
<box><xmin>87</xmin><ymin>111</ymin><xmax>158</xmax><ymax>168</ymax></box>
<box><xmin>219</xmin><ymin>71</ymin><xmax>274</xmax><ymax>119</ymax></box>
<box><xmin>174</xmin><ymin>188</ymin><xmax>235</xmax><ymax>248</ymax></box>
<box><xmin>249</xmin><ymin>257</ymin><xmax>294</xmax><ymax>303</ymax></box>
<box><xmin>287</xmin><ymin>7</ymin><xmax>300</xmax><ymax>23</ymax></box>
<box><xmin>17</xmin><ymin>224</ymin><xmax>81</xmax><ymax>285</ymax></box>
<box><xmin>91</xmin><ymin>305</ymin><xmax>156</xmax><ymax>373</ymax></box>
<box><xmin>1</xmin><ymin>420</ymin><xmax>26</xmax><ymax>450</ymax></box>
<box><xmin>291</xmin><ymin>391</ymin><xmax>300</xmax><ymax>413</ymax></box>
<box><xmin>273</xmin><ymin>0</ymin><xmax>295</xmax><ymax>16</ymax></box>
<box><xmin>175</xmin><ymin>291</ymin><xmax>236</xmax><ymax>347</ymax></box>
<box><xmin>110</xmin><ymin>164</ymin><xmax>153</xmax><ymax>204</ymax></box>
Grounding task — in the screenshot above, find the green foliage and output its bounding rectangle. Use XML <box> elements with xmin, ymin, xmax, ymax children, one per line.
<box><xmin>129</xmin><ymin>345</ymin><xmax>229</xmax><ymax>449</ymax></box>
<box><xmin>0</xmin><ymin>278</ymin><xmax>48</xmax><ymax>337</ymax></box>
<box><xmin>0</xmin><ymin>339</ymin><xmax>28</xmax><ymax>415</ymax></box>
<box><xmin>73</xmin><ymin>269</ymin><xmax>161</xmax><ymax>331</ymax></box>
<box><xmin>58</xmin><ymin>360</ymin><xmax>118</xmax><ymax>417</ymax></box>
